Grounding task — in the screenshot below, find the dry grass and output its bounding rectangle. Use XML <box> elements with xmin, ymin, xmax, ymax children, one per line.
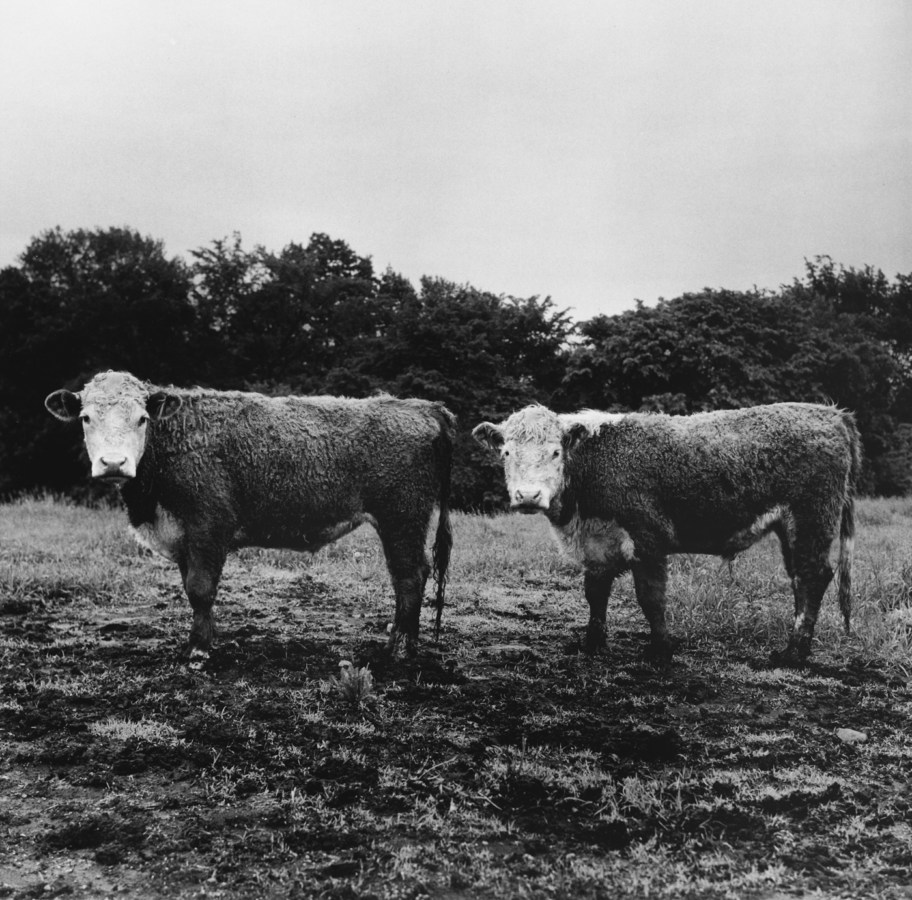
<box><xmin>7</xmin><ymin>494</ymin><xmax>908</xmax><ymax>670</ymax></box>
<box><xmin>443</xmin><ymin>498</ymin><xmax>912</xmax><ymax>676</ymax></box>
<box><xmin>2</xmin><ymin>495</ymin><xmax>912</xmax><ymax>898</ymax></box>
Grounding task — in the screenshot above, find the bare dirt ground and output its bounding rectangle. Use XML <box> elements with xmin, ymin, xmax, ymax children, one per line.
<box><xmin>2</xmin><ymin>499</ymin><xmax>912</xmax><ymax>899</ymax></box>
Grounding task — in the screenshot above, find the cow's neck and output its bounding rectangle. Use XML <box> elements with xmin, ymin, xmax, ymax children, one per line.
<box><xmin>120</xmin><ymin>434</ymin><xmax>160</xmax><ymax>528</ymax></box>
<box><xmin>550</xmin><ymin>488</ymin><xmax>577</xmax><ymax>529</ymax></box>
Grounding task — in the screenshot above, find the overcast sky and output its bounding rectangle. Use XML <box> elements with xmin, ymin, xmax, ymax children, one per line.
<box><xmin>2</xmin><ymin>0</ymin><xmax>909</xmax><ymax>321</ymax></box>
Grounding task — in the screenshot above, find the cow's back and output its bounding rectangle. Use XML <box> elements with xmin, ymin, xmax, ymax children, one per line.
<box><xmin>565</xmin><ymin>402</ymin><xmax>857</xmax><ymax>555</ymax></box>
<box><xmin>134</xmin><ymin>389</ymin><xmax>452</xmax><ymax>547</ymax></box>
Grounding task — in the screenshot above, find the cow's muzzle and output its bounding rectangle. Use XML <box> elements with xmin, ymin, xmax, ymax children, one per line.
<box><xmin>510</xmin><ymin>488</ymin><xmax>549</xmax><ymax>513</ymax></box>
<box><xmin>511</xmin><ymin>503</ymin><xmax>546</xmax><ymax>515</ymax></box>
<box><xmin>92</xmin><ymin>455</ymin><xmax>135</xmax><ymax>483</ymax></box>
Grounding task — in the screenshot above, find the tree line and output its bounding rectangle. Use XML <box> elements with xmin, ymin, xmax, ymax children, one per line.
<box><xmin>1</xmin><ymin>226</ymin><xmax>910</xmax><ymax>507</ymax></box>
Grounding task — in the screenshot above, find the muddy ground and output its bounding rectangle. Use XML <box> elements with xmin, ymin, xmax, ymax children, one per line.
<box><xmin>1</xmin><ymin>506</ymin><xmax>912</xmax><ymax>899</ymax></box>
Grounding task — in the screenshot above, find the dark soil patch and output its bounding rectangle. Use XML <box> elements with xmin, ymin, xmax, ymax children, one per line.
<box><xmin>3</xmin><ymin>534</ymin><xmax>912</xmax><ymax>899</ymax></box>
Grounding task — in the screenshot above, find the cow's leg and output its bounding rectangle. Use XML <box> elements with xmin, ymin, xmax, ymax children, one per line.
<box><xmin>772</xmin><ymin>527</ymin><xmax>833</xmax><ymax>666</ymax></box>
<box><xmin>178</xmin><ymin>541</ymin><xmax>226</xmax><ymax>668</ymax></box>
<box><xmin>772</xmin><ymin>521</ymin><xmax>795</xmax><ymax>580</ymax></box>
<box><xmin>631</xmin><ymin>557</ymin><xmax>676</xmax><ymax>662</ymax></box>
<box><xmin>583</xmin><ymin>565</ymin><xmax>615</xmax><ymax>653</ymax></box>
<box><xmin>378</xmin><ymin>519</ymin><xmax>432</xmax><ymax>657</ymax></box>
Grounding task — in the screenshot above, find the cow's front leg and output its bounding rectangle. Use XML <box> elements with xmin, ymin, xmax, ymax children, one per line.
<box><xmin>631</xmin><ymin>557</ymin><xmax>677</xmax><ymax>663</ymax></box>
<box><xmin>178</xmin><ymin>542</ymin><xmax>226</xmax><ymax>669</ymax></box>
<box><xmin>583</xmin><ymin>566</ymin><xmax>615</xmax><ymax>653</ymax></box>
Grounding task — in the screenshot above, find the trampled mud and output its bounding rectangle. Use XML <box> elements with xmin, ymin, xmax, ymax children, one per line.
<box><xmin>2</xmin><ymin>503</ymin><xmax>912</xmax><ymax>898</ymax></box>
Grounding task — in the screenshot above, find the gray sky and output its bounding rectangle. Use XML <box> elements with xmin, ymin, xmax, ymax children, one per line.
<box><xmin>2</xmin><ymin>0</ymin><xmax>910</xmax><ymax>321</ymax></box>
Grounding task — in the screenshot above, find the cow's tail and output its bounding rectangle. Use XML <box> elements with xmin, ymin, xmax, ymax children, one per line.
<box><xmin>837</xmin><ymin>410</ymin><xmax>862</xmax><ymax>633</ymax></box>
<box><xmin>431</xmin><ymin>409</ymin><xmax>455</xmax><ymax>641</ymax></box>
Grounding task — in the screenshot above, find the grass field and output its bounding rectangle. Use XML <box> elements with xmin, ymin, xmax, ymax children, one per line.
<box><xmin>1</xmin><ymin>496</ymin><xmax>912</xmax><ymax>898</ymax></box>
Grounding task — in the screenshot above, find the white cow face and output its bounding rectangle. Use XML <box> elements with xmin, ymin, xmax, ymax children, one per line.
<box><xmin>473</xmin><ymin>406</ymin><xmax>586</xmax><ymax>513</ymax></box>
<box><xmin>45</xmin><ymin>371</ymin><xmax>181</xmax><ymax>483</ymax></box>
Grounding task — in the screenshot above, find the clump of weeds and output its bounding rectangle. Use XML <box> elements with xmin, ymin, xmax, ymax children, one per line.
<box><xmin>327</xmin><ymin>660</ymin><xmax>376</xmax><ymax>707</ymax></box>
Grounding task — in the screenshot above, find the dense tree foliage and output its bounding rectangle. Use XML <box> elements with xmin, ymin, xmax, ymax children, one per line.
<box><xmin>1</xmin><ymin>227</ymin><xmax>910</xmax><ymax>504</ymax></box>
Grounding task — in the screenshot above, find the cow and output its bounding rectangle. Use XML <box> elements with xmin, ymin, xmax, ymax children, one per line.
<box><xmin>473</xmin><ymin>403</ymin><xmax>860</xmax><ymax>666</ymax></box>
<box><xmin>46</xmin><ymin>371</ymin><xmax>455</xmax><ymax>666</ymax></box>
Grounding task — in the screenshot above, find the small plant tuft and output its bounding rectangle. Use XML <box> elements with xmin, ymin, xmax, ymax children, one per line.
<box><xmin>328</xmin><ymin>660</ymin><xmax>375</xmax><ymax>707</ymax></box>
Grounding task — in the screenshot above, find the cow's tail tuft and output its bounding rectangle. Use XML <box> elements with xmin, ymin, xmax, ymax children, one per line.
<box><xmin>838</xmin><ymin>497</ymin><xmax>854</xmax><ymax>632</ymax></box>
<box><xmin>837</xmin><ymin>410</ymin><xmax>862</xmax><ymax>632</ymax></box>
<box><xmin>431</xmin><ymin>409</ymin><xmax>455</xmax><ymax>641</ymax></box>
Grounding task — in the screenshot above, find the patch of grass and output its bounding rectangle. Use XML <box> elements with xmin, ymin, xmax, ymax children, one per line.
<box><xmin>88</xmin><ymin>716</ymin><xmax>183</xmax><ymax>744</ymax></box>
<box><xmin>443</xmin><ymin>502</ymin><xmax>912</xmax><ymax>682</ymax></box>
<box><xmin>0</xmin><ymin>496</ymin><xmax>149</xmax><ymax>609</ymax></box>
<box><xmin>2</xmin><ymin>496</ymin><xmax>912</xmax><ymax>899</ymax></box>
<box><xmin>326</xmin><ymin>660</ymin><xmax>376</xmax><ymax>707</ymax></box>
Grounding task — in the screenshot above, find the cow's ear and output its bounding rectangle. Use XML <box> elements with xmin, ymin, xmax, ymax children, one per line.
<box><xmin>45</xmin><ymin>389</ymin><xmax>82</xmax><ymax>422</ymax></box>
<box><xmin>562</xmin><ymin>422</ymin><xmax>589</xmax><ymax>454</ymax></box>
<box><xmin>146</xmin><ymin>392</ymin><xmax>182</xmax><ymax>421</ymax></box>
<box><xmin>472</xmin><ymin>422</ymin><xmax>504</xmax><ymax>450</ymax></box>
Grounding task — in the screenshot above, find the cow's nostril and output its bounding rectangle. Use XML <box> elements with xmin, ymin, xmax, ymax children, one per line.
<box><xmin>101</xmin><ymin>456</ymin><xmax>127</xmax><ymax>468</ymax></box>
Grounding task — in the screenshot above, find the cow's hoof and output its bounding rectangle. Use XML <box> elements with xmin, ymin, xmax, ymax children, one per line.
<box><xmin>583</xmin><ymin>626</ymin><xmax>608</xmax><ymax>655</ymax></box>
<box><xmin>188</xmin><ymin>647</ymin><xmax>210</xmax><ymax>671</ymax></box>
<box><xmin>643</xmin><ymin>636</ymin><xmax>679</xmax><ymax>666</ymax></box>
<box><xmin>385</xmin><ymin>628</ymin><xmax>418</xmax><ymax>659</ymax></box>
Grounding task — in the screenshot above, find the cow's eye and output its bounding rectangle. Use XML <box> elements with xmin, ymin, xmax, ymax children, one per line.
<box><xmin>79</xmin><ymin>414</ymin><xmax>90</xmax><ymax>425</ymax></box>
<box><xmin>138</xmin><ymin>415</ymin><xmax>150</xmax><ymax>426</ymax></box>
<box><xmin>552</xmin><ymin>449</ymin><xmax>560</xmax><ymax>459</ymax></box>
<box><xmin>503</xmin><ymin>450</ymin><xmax>510</xmax><ymax>458</ymax></box>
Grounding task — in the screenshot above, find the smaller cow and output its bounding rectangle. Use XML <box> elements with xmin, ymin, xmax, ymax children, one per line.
<box><xmin>46</xmin><ymin>371</ymin><xmax>455</xmax><ymax>666</ymax></box>
<box><xmin>473</xmin><ymin>403</ymin><xmax>860</xmax><ymax>665</ymax></box>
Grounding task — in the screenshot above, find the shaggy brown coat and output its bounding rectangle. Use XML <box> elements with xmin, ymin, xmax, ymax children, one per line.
<box><xmin>474</xmin><ymin>403</ymin><xmax>860</xmax><ymax>664</ymax></box>
<box><xmin>47</xmin><ymin>371</ymin><xmax>454</xmax><ymax>664</ymax></box>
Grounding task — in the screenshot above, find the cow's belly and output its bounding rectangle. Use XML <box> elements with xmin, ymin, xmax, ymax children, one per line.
<box><xmin>238</xmin><ymin>512</ymin><xmax>379</xmax><ymax>553</ymax></box>
<box><xmin>552</xmin><ymin>514</ymin><xmax>637</xmax><ymax>568</ymax></box>
<box><xmin>130</xmin><ymin>506</ymin><xmax>185</xmax><ymax>561</ymax></box>
<box><xmin>673</xmin><ymin>504</ymin><xmax>791</xmax><ymax>557</ymax></box>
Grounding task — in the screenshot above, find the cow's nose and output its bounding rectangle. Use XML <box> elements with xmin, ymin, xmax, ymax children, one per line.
<box><xmin>514</xmin><ymin>488</ymin><xmax>542</xmax><ymax>504</ymax></box>
<box><xmin>100</xmin><ymin>456</ymin><xmax>127</xmax><ymax>472</ymax></box>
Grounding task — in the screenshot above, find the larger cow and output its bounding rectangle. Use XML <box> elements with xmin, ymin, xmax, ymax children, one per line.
<box><xmin>46</xmin><ymin>371</ymin><xmax>455</xmax><ymax>665</ymax></box>
<box><xmin>473</xmin><ymin>403</ymin><xmax>860</xmax><ymax>665</ymax></box>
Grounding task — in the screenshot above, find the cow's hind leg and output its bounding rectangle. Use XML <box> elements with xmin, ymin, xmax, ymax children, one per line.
<box><xmin>632</xmin><ymin>557</ymin><xmax>678</xmax><ymax>663</ymax></box>
<box><xmin>772</xmin><ymin>520</ymin><xmax>795</xmax><ymax>581</ymax></box>
<box><xmin>583</xmin><ymin>565</ymin><xmax>615</xmax><ymax>653</ymax></box>
<box><xmin>378</xmin><ymin>519</ymin><xmax>432</xmax><ymax>657</ymax></box>
<box><xmin>178</xmin><ymin>541</ymin><xmax>227</xmax><ymax>669</ymax></box>
<box><xmin>771</xmin><ymin>522</ymin><xmax>834</xmax><ymax>667</ymax></box>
